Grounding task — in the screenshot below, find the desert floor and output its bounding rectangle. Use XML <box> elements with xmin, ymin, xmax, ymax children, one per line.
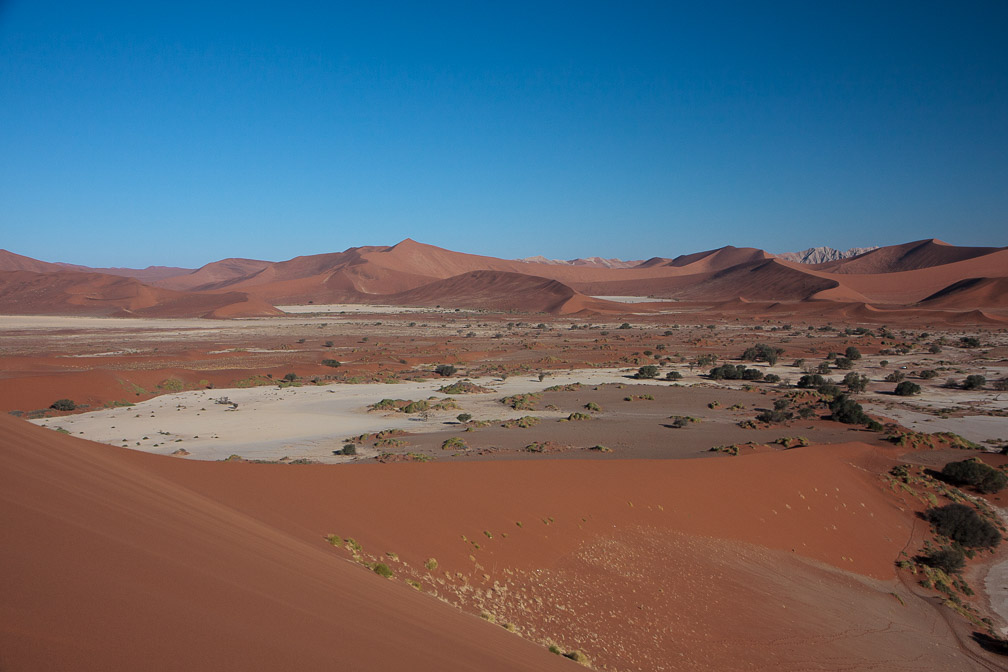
<box><xmin>2</xmin><ymin>309</ymin><xmax>1008</xmax><ymax>670</ymax></box>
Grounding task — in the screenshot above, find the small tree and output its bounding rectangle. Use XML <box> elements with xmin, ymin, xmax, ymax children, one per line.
<box><xmin>50</xmin><ymin>399</ymin><xmax>76</xmax><ymax>411</ymax></box>
<box><xmin>844</xmin><ymin>346</ymin><xmax>861</xmax><ymax>361</ymax></box>
<box><xmin>665</xmin><ymin>370</ymin><xmax>682</xmax><ymax>381</ymax></box>
<box><xmin>894</xmin><ymin>381</ymin><xmax>921</xmax><ymax>396</ymax></box>
<box><xmin>920</xmin><ymin>547</ymin><xmax>965</xmax><ymax>574</ymax></box>
<box><xmin>829</xmin><ymin>394</ymin><xmax>869</xmax><ymax>425</ymax></box>
<box><xmin>843</xmin><ymin>372</ymin><xmax>869</xmax><ymax>394</ymax></box>
<box><xmin>941</xmin><ymin>458</ymin><xmax>1008</xmax><ymax>494</ymax></box>
<box><xmin>435</xmin><ymin>364</ymin><xmax>457</xmax><ymax>377</ymax></box>
<box><xmin>834</xmin><ymin>356</ymin><xmax>854</xmax><ymax>370</ymax></box>
<box><xmin>925</xmin><ymin>503</ymin><xmax>1001</xmax><ymax>548</ymax></box>
<box><xmin>636</xmin><ymin>365</ymin><xmax>659</xmax><ymax>379</ymax></box>
<box><xmin>962</xmin><ymin>374</ymin><xmax>986</xmax><ymax>390</ymax></box>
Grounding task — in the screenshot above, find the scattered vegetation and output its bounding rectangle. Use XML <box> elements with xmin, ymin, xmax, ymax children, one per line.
<box><xmin>940</xmin><ymin>458</ymin><xmax>1008</xmax><ymax>494</ymax></box>
<box><xmin>924</xmin><ymin>503</ymin><xmax>1001</xmax><ymax>548</ymax></box>
<box><xmin>49</xmin><ymin>399</ymin><xmax>76</xmax><ymax>411</ymax></box>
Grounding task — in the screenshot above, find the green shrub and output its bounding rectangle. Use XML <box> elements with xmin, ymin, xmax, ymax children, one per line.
<box><xmin>321</xmin><ymin>359</ymin><xmax>341</xmax><ymax>368</ymax></box>
<box><xmin>49</xmin><ymin>399</ymin><xmax>76</xmax><ymax>411</ymax></box>
<box><xmin>920</xmin><ymin>546</ymin><xmax>965</xmax><ymax>574</ymax></box>
<box><xmin>843</xmin><ymin>372</ymin><xmax>869</xmax><ymax>393</ymax></box>
<box><xmin>741</xmin><ymin>343</ymin><xmax>783</xmax><ymax>365</ymax></box>
<box><xmin>894</xmin><ymin>381</ymin><xmax>922</xmax><ymax>396</ymax></box>
<box><xmin>844</xmin><ymin>346</ymin><xmax>861</xmax><ymax>360</ymax></box>
<box><xmin>797</xmin><ymin>374</ymin><xmax>826</xmax><ymax>389</ymax></box>
<box><xmin>925</xmin><ymin>503</ymin><xmax>1001</xmax><ymax>548</ymax></box>
<box><xmin>959</xmin><ymin>336</ymin><xmax>980</xmax><ymax>348</ymax></box>
<box><xmin>456</xmin><ymin>413</ymin><xmax>472</xmax><ymax>423</ymax></box>
<box><xmin>829</xmin><ymin>394</ymin><xmax>869</xmax><ymax>425</ymax></box>
<box><xmin>665</xmin><ymin>370</ymin><xmax>682</xmax><ymax>381</ymax></box>
<box><xmin>636</xmin><ymin>364</ymin><xmax>659</xmax><ymax>379</ymax></box>
<box><xmin>441</xmin><ymin>437</ymin><xmax>467</xmax><ymax>450</ymax></box>
<box><xmin>962</xmin><ymin>374</ymin><xmax>986</xmax><ymax>390</ymax></box>
<box><xmin>337</xmin><ymin>444</ymin><xmax>357</xmax><ymax>456</ymax></box>
<box><xmin>283</xmin><ymin>372</ymin><xmax>298</xmax><ymax>382</ymax></box>
<box><xmin>434</xmin><ymin>364</ymin><xmax>457</xmax><ymax>377</ymax></box>
<box><xmin>372</xmin><ymin>563</ymin><xmax>393</xmax><ymax>578</ymax></box>
<box><xmin>424</xmin><ymin>557</ymin><xmax>438</xmax><ymax>571</ymax></box>
<box><xmin>941</xmin><ymin>459</ymin><xmax>1008</xmax><ymax>494</ymax></box>
<box><xmin>709</xmin><ymin>364</ymin><xmax>762</xmax><ymax>381</ymax></box>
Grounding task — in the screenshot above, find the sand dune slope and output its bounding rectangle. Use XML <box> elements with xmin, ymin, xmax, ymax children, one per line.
<box><xmin>0</xmin><ymin>416</ymin><xmax>570</xmax><ymax>672</ymax></box>
<box><xmin>815</xmin><ymin>239</ymin><xmax>1005</xmax><ymax>274</ymax></box>
<box><xmin>0</xmin><ymin>270</ymin><xmax>281</xmax><ymax>318</ymax></box>
<box><xmin>385</xmin><ymin>270</ymin><xmax>628</xmax><ymax>314</ymax></box>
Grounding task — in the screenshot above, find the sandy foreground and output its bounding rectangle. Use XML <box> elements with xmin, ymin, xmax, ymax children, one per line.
<box><xmin>31</xmin><ymin>368</ymin><xmax>669</xmax><ymax>461</ymax></box>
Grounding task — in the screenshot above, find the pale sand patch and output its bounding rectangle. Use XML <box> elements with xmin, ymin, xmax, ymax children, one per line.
<box><xmin>862</xmin><ymin>404</ymin><xmax>1008</xmax><ymax>445</ymax></box>
<box><xmin>276</xmin><ymin>304</ymin><xmax>474</xmax><ymax>314</ymax></box>
<box><xmin>985</xmin><ymin>506</ymin><xmax>1008</xmax><ymax>635</ymax></box>
<box><xmin>31</xmin><ymin>368</ymin><xmax>678</xmax><ymax>463</ymax></box>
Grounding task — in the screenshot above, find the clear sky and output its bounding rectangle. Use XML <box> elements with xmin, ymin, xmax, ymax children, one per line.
<box><xmin>1</xmin><ymin>1</ymin><xmax>1006</xmax><ymax>268</ymax></box>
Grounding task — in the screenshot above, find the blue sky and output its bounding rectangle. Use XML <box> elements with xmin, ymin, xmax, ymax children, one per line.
<box><xmin>1</xmin><ymin>1</ymin><xmax>1006</xmax><ymax>267</ymax></box>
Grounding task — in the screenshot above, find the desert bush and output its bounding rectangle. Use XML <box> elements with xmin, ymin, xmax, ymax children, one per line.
<box><xmin>441</xmin><ymin>437</ymin><xmax>468</xmax><ymax>450</ymax></box>
<box><xmin>636</xmin><ymin>364</ymin><xmax>659</xmax><ymax>379</ymax></box>
<box><xmin>941</xmin><ymin>458</ymin><xmax>1008</xmax><ymax>494</ymax></box>
<box><xmin>456</xmin><ymin>413</ymin><xmax>472</xmax><ymax>423</ymax></box>
<box><xmin>49</xmin><ymin>399</ymin><xmax>76</xmax><ymax>411</ymax></box>
<box><xmin>843</xmin><ymin>372</ymin><xmax>869</xmax><ymax>393</ymax></box>
<box><xmin>372</xmin><ymin>563</ymin><xmax>393</xmax><ymax>578</ymax></box>
<box><xmin>321</xmin><ymin>359</ymin><xmax>341</xmax><ymax>368</ymax></box>
<box><xmin>434</xmin><ymin>364</ymin><xmax>457</xmax><ymax>377</ymax></box>
<box><xmin>959</xmin><ymin>336</ymin><xmax>980</xmax><ymax>348</ymax></box>
<box><xmin>764</xmin><ymin>373</ymin><xmax>781</xmax><ymax>383</ymax></box>
<box><xmin>962</xmin><ymin>374</ymin><xmax>986</xmax><ymax>390</ymax></box>
<box><xmin>665</xmin><ymin>370</ymin><xmax>682</xmax><ymax>381</ymax></box>
<box><xmin>584</xmin><ymin>402</ymin><xmax>601</xmax><ymax>412</ymax></box>
<box><xmin>709</xmin><ymin>364</ymin><xmax>763</xmax><ymax>381</ymax></box>
<box><xmin>920</xmin><ymin>546</ymin><xmax>965</xmax><ymax>574</ymax></box>
<box><xmin>741</xmin><ymin>343</ymin><xmax>783</xmax><ymax>366</ymax></box>
<box><xmin>282</xmin><ymin>372</ymin><xmax>298</xmax><ymax>382</ymax></box>
<box><xmin>918</xmin><ymin>369</ymin><xmax>937</xmax><ymax>379</ymax></box>
<box><xmin>884</xmin><ymin>371</ymin><xmax>905</xmax><ymax>383</ymax></box>
<box><xmin>925</xmin><ymin>503</ymin><xmax>1001</xmax><ymax>548</ymax></box>
<box><xmin>829</xmin><ymin>394</ymin><xmax>869</xmax><ymax>425</ymax></box>
<box><xmin>797</xmin><ymin>373</ymin><xmax>826</xmax><ymax>389</ymax></box>
<box><xmin>834</xmin><ymin>357</ymin><xmax>855</xmax><ymax>370</ymax></box>
<box><xmin>336</xmin><ymin>444</ymin><xmax>357</xmax><ymax>456</ymax></box>
<box><xmin>994</xmin><ymin>378</ymin><xmax>1008</xmax><ymax>392</ymax></box>
<box><xmin>844</xmin><ymin>346</ymin><xmax>862</xmax><ymax>360</ymax></box>
<box><xmin>894</xmin><ymin>381</ymin><xmax>922</xmax><ymax>396</ymax></box>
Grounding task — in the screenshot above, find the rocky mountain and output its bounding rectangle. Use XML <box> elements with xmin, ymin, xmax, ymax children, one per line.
<box><xmin>778</xmin><ymin>246</ymin><xmax>878</xmax><ymax>264</ymax></box>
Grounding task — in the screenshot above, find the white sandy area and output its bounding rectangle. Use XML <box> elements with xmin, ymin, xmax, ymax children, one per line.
<box><xmin>0</xmin><ymin>315</ymin><xmax>289</xmax><ymax>331</ymax></box>
<box><xmin>861</xmin><ymin>405</ymin><xmax>1008</xmax><ymax>445</ymax></box>
<box><xmin>986</xmin><ymin>506</ymin><xmax>1008</xmax><ymax>635</ymax></box>
<box><xmin>276</xmin><ymin>304</ymin><xmax>473</xmax><ymax>314</ymax></box>
<box><xmin>591</xmin><ymin>295</ymin><xmax>666</xmax><ymax>304</ymax></box>
<box><xmin>31</xmin><ymin>368</ymin><xmax>674</xmax><ymax>463</ymax></box>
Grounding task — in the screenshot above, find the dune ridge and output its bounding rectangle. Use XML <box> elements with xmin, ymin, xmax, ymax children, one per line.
<box><xmin>0</xmin><ymin>237</ymin><xmax>1004</xmax><ymax>319</ymax></box>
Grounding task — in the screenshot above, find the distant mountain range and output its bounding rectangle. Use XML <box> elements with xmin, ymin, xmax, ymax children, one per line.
<box><xmin>0</xmin><ymin>239</ymin><xmax>1004</xmax><ymax>322</ymax></box>
<box><xmin>776</xmin><ymin>246</ymin><xmax>879</xmax><ymax>264</ymax></box>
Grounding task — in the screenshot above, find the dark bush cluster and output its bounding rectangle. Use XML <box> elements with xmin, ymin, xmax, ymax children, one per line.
<box><xmin>434</xmin><ymin>364</ymin><xmax>457</xmax><ymax>377</ymax></box>
<box><xmin>49</xmin><ymin>399</ymin><xmax>76</xmax><ymax>411</ymax></box>
<box><xmin>940</xmin><ymin>458</ymin><xmax>1008</xmax><ymax>494</ymax></box>
<box><xmin>636</xmin><ymin>364</ymin><xmax>659</xmax><ymax>379</ymax></box>
<box><xmin>962</xmin><ymin>374</ymin><xmax>986</xmax><ymax>390</ymax></box>
<box><xmin>919</xmin><ymin>546</ymin><xmax>965</xmax><ymax>574</ymax></box>
<box><xmin>740</xmin><ymin>343</ymin><xmax>784</xmax><ymax>366</ymax></box>
<box><xmin>756</xmin><ymin>398</ymin><xmax>793</xmax><ymax>424</ymax></box>
<box><xmin>924</xmin><ymin>503</ymin><xmax>1001</xmax><ymax>548</ymax></box>
<box><xmin>709</xmin><ymin>364</ymin><xmax>763</xmax><ymax>381</ymax></box>
<box><xmin>829</xmin><ymin>394</ymin><xmax>869</xmax><ymax>425</ymax></box>
<box><xmin>894</xmin><ymin>381</ymin><xmax>921</xmax><ymax>396</ymax></box>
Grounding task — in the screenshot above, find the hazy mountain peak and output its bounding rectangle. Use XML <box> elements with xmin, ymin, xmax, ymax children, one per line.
<box><xmin>777</xmin><ymin>246</ymin><xmax>878</xmax><ymax>264</ymax></box>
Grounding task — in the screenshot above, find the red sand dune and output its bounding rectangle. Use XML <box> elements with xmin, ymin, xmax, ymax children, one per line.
<box><xmin>0</xmin><ymin>415</ymin><xmax>570</xmax><ymax>672</ymax></box>
<box><xmin>2</xmin><ymin>237</ymin><xmax>1005</xmax><ymax>319</ymax></box>
<box><xmin>813</xmin><ymin>238</ymin><xmax>1005</xmax><ymax>274</ymax></box>
<box><xmin>1</xmin><ymin>415</ymin><xmax>993</xmax><ymax>670</ymax></box>
<box><xmin>0</xmin><ymin>270</ymin><xmax>281</xmax><ymax>318</ymax></box>
<box><xmin>384</xmin><ymin>270</ymin><xmax>628</xmax><ymax>315</ymax></box>
<box><xmin>919</xmin><ymin>277</ymin><xmax>1008</xmax><ymax>310</ymax></box>
<box><xmin>154</xmin><ymin>257</ymin><xmax>273</xmax><ymax>291</ymax></box>
<box><xmin>0</xmin><ymin>248</ymin><xmax>191</xmax><ymax>282</ymax></box>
